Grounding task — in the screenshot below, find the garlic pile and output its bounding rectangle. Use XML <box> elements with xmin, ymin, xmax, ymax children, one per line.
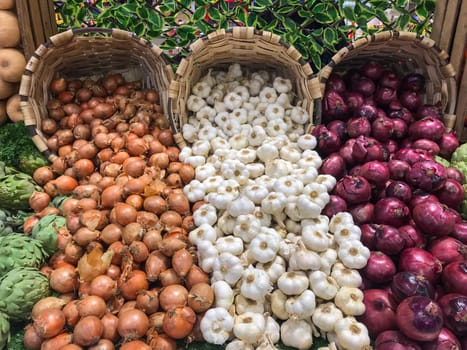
<box><xmin>180</xmin><ymin>64</ymin><xmax>371</xmax><ymax>350</ymax></box>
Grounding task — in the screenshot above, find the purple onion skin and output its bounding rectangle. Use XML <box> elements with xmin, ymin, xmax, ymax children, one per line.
<box><xmin>398</xmin><ymin>224</ymin><xmax>426</xmax><ymax>249</ymax></box>
<box><xmin>346</xmin><ymin>117</ymin><xmax>372</xmax><ymax>138</ymax></box>
<box><xmin>357</xmin><ymin>289</ymin><xmax>398</xmax><ymax>337</ymax></box>
<box><xmin>322</xmin><ymin>195</ymin><xmax>347</xmax><ymax>218</ymax></box>
<box><xmin>361</xmin><ymin>224</ymin><xmax>378</xmax><ymax>249</ymax></box>
<box><xmin>384</xmin><ymin>139</ymin><xmax>399</xmax><ymax>154</ymax></box>
<box><xmin>352</xmin><ymin>136</ymin><xmax>388</xmax><ymax>163</ymax></box>
<box><xmin>375</xmin><ymin>330</ymin><xmax>422</xmax><ymax>350</ymax></box>
<box><xmin>422</xmin><ymin>328</ymin><xmax>461</xmax><ymax>350</ymax></box>
<box><xmin>335</xmin><ymin>175</ymin><xmax>372</xmax><ymax>205</ymax></box>
<box><xmin>359</xmin><ymin>160</ymin><xmax>390</xmax><ymax>188</ymax></box>
<box><xmin>402</xmin><ymin>73</ymin><xmax>426</xmax><ymax>92</ymax></box>
<box><xmin>406</xmin><ymin>160</ymin><xmax>447</xmax><ymax>193</ymax></box>
<box><xmin>372</xmin><ymin>116</ymin><xmax>395</xmax><ymax>142</ymax></box>
<box><xmin>409</xmin><ymin>190</ymin><xmax>439</xmax><ymax>211</ymax></box>
<box><xmin>363</xmin><ymin>251</ymin><xmax>397</xmax><ymax>284</ymax></box>
<box><xmin>389</xmin><ymin>107</ymin><xmax>414</xmax><ymax>124</ymax></box>
<box><xmin>327</xmin><ymin>119</ymin><xmax>347</xmax><ymax>140</ymax></box>
<box><xmin>399</xmin><ymin>248</ymin><xmax>443</xmax><ymax>284</ymax></box>
<box><xmin>396</xmin><ymin>296</ymin><xmax>444</xmax><ymax>342</ymax></box>
<box><xmin>356</xmin><ymin>104</ymin><xmax>378</xmax><ymax>122</ymax></box>
<box><xmin>452</xmin><ymin>222</ymin><xmax>467</xmax><ymax>244</ymax></box>
<box><xmin>375</xmin><ymin>224</ymin><xmax>405</xmax><ymax>255</ymax></box>
<box><xmin>349</xmin><ymin>165</ymin><xmax>362</xmax><ymax>176</ymax></box>
<box><xmin>412</xmin><ymin>139</ymin><xmax>440</xmax><ymax>156</ymax></box>
<box><xmin>344</xmin><ymin>68</ymin><xmax>362</xmax><ymax>86</ymax></box>
<box><xmin>388</xmin><ymin>159</ymin><xmax>411</xmax><ymax>180</ymax></box>
<box><xmin>316</xmin><ymin>129</ymin><xmax>341</xmax><ymax>156</ymax></box>
<box><xmin>442</xmin><ymin>261</ymin><xmax>467</xmax><ymax>295</ymax></box>
<box><xmin>352</xmin><ymin>76</ymin><xmax>376</xmax><ymax>97</ymax></box>
<box><xmin>380</xmin><ymin>70</ymin><xmax>402</xmax><ymax>90</ymax></box>
<box><xmin>394</xmin><ymin>147</ymin><xmax>433</xmax><ymax>166</ymax></box>
<box><xmin>437</xmin><ymin>293</ymin><xmax>467</xmax><ymax>337</ymax></box>
<box><xmin>416</xmin><ymin>104</ymin><xmax>443</xmax><ymax>121</ymax></box>
<box><xmin>412</xmin><ymin>201</ymin><xmax>456</xmax><ymax>237</ymax></box>
<box><xmin>438</xmin><ymin>132</ymin><xmax>460</xmax><ymax>159</ymax></box>
<box><xmin>435</xmin><ymin>178</ymin><xmax>465</xmax><ymax>209</ymax></box>
<box><xmin>376</xmin><ymin>86</ymin><xmax>398</xmax><ymax>105</ymax></box>
<box><xmin>323</xmin><ymin>90</ymin><xmax>349</xmax><ymax>120</ymax></box>
<box><xmin>374</xmin><ymin>197</ymin><xmax>411</xmax><ymax>228</ymax></box>
<box><xmin>409</xmin><ymin>117</ymin><xmax>445</xmax><ymax>141</ymax></box>
<box><xmin>339</xmin><ymin>139</ymin><xmax>356</xmax><ymax>166</ymax></box>
<box><xmin>344</xmin><ymin>91</ymin><xmax>364</xmax><ymax>111</ymax></box>
<box><xmin>325</xmin><ymin>73</ymin><xmax>346</xmax><ymax>94</ymax></box>
<box><xmin>390</xmin><ymin>271</ymin><xmax>435</xmax><ymax>305</ymax></box>
<box><xmin>392</xmin><ymin>118</ymin><xmax>408</xmax><ymax>139</ymax></box>
<box><xmin>361</xmin><ymin>61</ymin><xmax>384</xmax><ymax>81</ymax></box>
<box><xmin>386</xmin><ymin>181</ymin><xmax>412</xmax><ymax>203</ymax></box>
<box><xmin>400</xmin><ymin>91</ymin><xmax>423</xmax><ymax>112</ymax></box>
<box><xmin>350</xmin><ymin>203</ymin><xmax>375</xmax><ymax>226</ymax></box>
<box><xmin>445</xmin><ymin>167</ymin><xmax>465</xmax><ymax>185</ymax></box>
<box><xmin>320</xmin><ymin>153</ymin><xmax>346</xmax><ymax>180</ymax></box>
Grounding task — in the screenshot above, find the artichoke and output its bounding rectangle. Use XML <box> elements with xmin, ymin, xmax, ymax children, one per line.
<box><xmin>0</xmin><ymin>267</ymin><xmax>50</xmax><ymax>322</ymax></box>
<box><xmin>0</xmin><ymin>209</ymin><xmax>30</xmax><ymax>236</ymax></box>
<box><xmin>434</xmin><ymin>156</ymin><xmax>450</xmax><ymax>168</ymax></box>
<box><xmin>0</xmin><ymin>311</ymin><xmax>9</xmax><ymax>350</ymax></box>
<box><xmin>18</xmin><ymin>151</ymin><xmax>49</xmax><ymax>176</ymax></box>
<box><xmin>0</xmin><ymin>172</ymin><xmax>38</xmax><ymax>210</ymax></box>
<box><xmin>31</xmin><ymin>214</ymin><xmax>67</xmax><ymax>256</ymax></box>
<box><xmin>51</xmin><ymin>195</ymin><xmax>71</xmax><ymax>212</ymax></box>
<box><xmin>0</xmin><ymin>234</ymin><xmax>47</xmax><ymax>277</ymax></box>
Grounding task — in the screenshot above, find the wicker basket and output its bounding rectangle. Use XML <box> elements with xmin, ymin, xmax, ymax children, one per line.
<box><xmin>318</xmin><ymin>31</ymin><xmax>458</xmax><ymax>135</ymax></box>
<box><xmin>19</xmin><ymin>27</ymin><xmax>174</xmax><ymax>161</ymax></box>
<box><xmin>168</xmin><ymin>27</ymin><xmax>322</xmax><ymax>148</ymax></box>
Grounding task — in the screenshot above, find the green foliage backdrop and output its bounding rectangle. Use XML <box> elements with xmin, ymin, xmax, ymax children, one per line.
<box><xmin>54</xmin><ymin>0</ymin><xmax>435</xmax><ymax>70</ymax></box>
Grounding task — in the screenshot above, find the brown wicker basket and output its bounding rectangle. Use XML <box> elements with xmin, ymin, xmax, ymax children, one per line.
<box><xmin>19</xmin><ymin>27</ymin><xmax>174</xmax><ymax>161</ymax></box>
<box><xmin>168</xmin><ymin>27</ymin><xmax>322</xmax><ymax>148</ymax></box>
<box><xmin>318</xmin><ymin>31</ymin><xmax>458</xmax><ymax>135</ymax></box>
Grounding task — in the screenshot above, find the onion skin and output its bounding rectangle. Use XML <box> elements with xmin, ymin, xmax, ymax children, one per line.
<box><xmin>429</xmin><ymin>237</ymin><xmax>466</xmax><ymax>265</ymax></box>
<box><xmin>33</xmin><ymin>308</ymin><xmax>66</xmax><ymax>339</ymax></box>
<box><xmin>335</xmin><ymin>175</ymin><xmax>371</xmax><ymax>205</ymax></box>
<box><xmin>412</xmin><ymin>201</ymin><xmax>455</xmax><ymax>237</ymax></box>
<box><xmin>320</xmin><ymin>153</ymin><xmax>346</xmax><ymax>180</ymax></box>
<box><xmin>399</xmin><ymin>248</ymin><xmax>443</xmax><ymax>284</ymax></box>
<box><xmin>374</xmin><ymin>197</ymin><xmax>410</xmax><ymax>228</ymax></box>
<box><xmin>322</xmin><ymin>195</ymin><xmax>347</xmax><ymax>218</ymax></box>
<box><xmin>162</xmin><ymin>306</ymin><xmax>196</xmax><ymax>339</ymax></box>
<box><xmin>423</xmin><ymin>328</ymin><xmax>461</xmax><ymax>350</ymax></box>
<box><xmin>117</xmin><ymin>308</ymin><xmax>149</xmax><ymax>340</ymax></box>
<box><xmin>441</xmin><ymin>261</ymin><xmax>467</xmax><ymax>295</ymax></box>
<box><xmin>375</xmin><ymin>330</ymin><xmax>421</xmax><ymax>350</ymax></box>
<box><xmin>363</xmin><ymin>251</ymin><xmax>396</xmax><ymax>283</ymax></box>
<box><xmin>357</xmin><ymin>289</ymin><xmax>397</xmax><ymax>337</ymax></box>
<box><xmin>390</xmin><ymin>271</ymin><xmax>435</xmax><ymax>304</ymax></box>
<box><xmin>73</xmin><ymin>315</ymin><xmax>104</xmax><ymax>347</ymax></box>
<box><xmin>23</xmin><ymin>324</ymin><xmax>43</xmax><ymax>350</ymax></box>
<box><xmin>437</xmin><ymin>294</ymin><xmax>467</xmax><ymax>337</ymax></box>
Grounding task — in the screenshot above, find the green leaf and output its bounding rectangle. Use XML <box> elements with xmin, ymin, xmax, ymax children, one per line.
<box><xmin>373</xmin><ymin>8</ymin><xmax>389</xmax><ymax>24</ymax></box>
<box><xmin>297</xmin><ymin>8</ymin><xmax>313</xmax><ymax>20</ymax></box>
<box><xmin>263</xmin><ymin>19</ymin><xmax>279</xmax><ymax>32</ymax></box>
<box><xmin>326</xmin><ymin>4</ymin><xmax>339</xmax><ymax>22</ymax></box>
<box><xmin>255</xmin><ymin>0</ymin><xmax>273</xmax><ymax>6</ymax></box>
<box><xmin>312</xmin><ymin>4</ymin><xmax>334</xmax><ymax>24</ymax></box>
<box><xmin>276</xmin><ymin>5</ymin><xmax>295</xmax><ymax>14</ymax></box>
<box><xmin>397</xmin><ymin>13</ymin><xmax>411</xmax><ymax>29</ymax></box>
<box><xmin>133</xmin><ymin>22</ymin><xmax>146</xmax><ymax>36</ymax></box>
<box><xmin>207</xmin><ymin>6</ymin><xmax>221</xmax><ymax>21</ymax></box>
<box><xmin>415</xmin><ymin>4</ymin><xmax>429</xmax><ymax>20</ymax></box>
<box><xmin>395</xmin><ymin>0</ymin><xmax>407</xmax><ymax>7</ymax></box>
<box><xmin>235</xmin><ymin>6</ymin><xmax>248</xmax><ymax>24</ymax></box>
<box><xmin>148</xmin><ymin>10</ymin><xmax>164</xmax><ymax>31</ymax></box>
<box><xmin>178</xmin><ymin>0</ymin><xmax>192</xmax><ymax>7</ymax></box>
<box><xmin>304</xmin><ymin>0</ymin><xmax>317</xmax><ymax>9</ymax></box>
<box><xmin>282</xmin><ymin>17</ymin><xmax>297</xmax><ymax>32</ymax></box>
<box><xmin>247</xmin><ymin>12</ymin><xmax>258</xmax><ymax>27</ymax></box>
<box><xmin>310</xmin><ymin>53</ymin><xmax>322</xmax><ymax>70</ymax></box>
<box><xmin>323</xmin><ymin>27</ymin><xmax>338</xmax><ymax>45</ymax></box>
<box><xmin>162</xmin><ymin>0</ymin><xmax>178</xmax><ymax>13</ymax></box>
<box><xmin>192</xmin><ymin>6</ymin><xmax>207</xmax><ymax>22</ymax></box>
<box><xmin>196</xmin><ymin>20</ymin><xmax>212</xmax><ymax>35</ymax></box>
<box><xmin>424</xmin><ymin>0</ymin><xmax>436</xmax><ymax>12</ymax></box>
<box><xmin>177</xmin><ymin>25</ymin><xmax>197</xmax><ymax>40</ymax></box>
<box><xmin>342</xmin><ymin>5</ymin><xmax>356</xmax><ymax>22</ymax></box>
<box><xmin>137</xmin><ymin>6</ymin><xmax>149</xmax><ymax>19</ymax></box>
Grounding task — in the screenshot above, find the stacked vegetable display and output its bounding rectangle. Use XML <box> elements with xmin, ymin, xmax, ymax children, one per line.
<box><xmin>316</xmin><ymin>61</ymin><xmax>466</xmax><ymax>349</ymax></box>
<box><xmin>20</xmin><ymin>74</ymin><xmax>218</xmax><ymax>349</ymax></box>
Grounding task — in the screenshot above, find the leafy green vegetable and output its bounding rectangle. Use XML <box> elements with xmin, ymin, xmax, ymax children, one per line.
<box><xmin>0</xmin><ymin>122</ymin><xmax>49</xmax><ymax>175</ymax></box>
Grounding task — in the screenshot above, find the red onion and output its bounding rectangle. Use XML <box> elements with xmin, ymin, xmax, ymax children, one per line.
<box><xmin>423</xmin><ymin>328</ymin><xmax>461</xmax><ymax>350</ymax></box>
<box><xmin>416</xmin><ymin>104</ymin><xmax>443</xmax><ymax>121</ymax></box>
<box><xmin>361</xmin><ymin>61</ymin><xmax>384</xmax><ymax>81</ymax></box>
<box><xmin>359</xmin><ymin>161</ymin><xmax>390</xmax><ymax>188</ymax></box>
<box><xmin>346</xmin><ymin>117</ymin><xmax>371</xmax><ymax>138</ymax></box>
<box><xmin>372</xmin><ymin>116</ymin><xmax>395</xmax><ymax>142</ymax></box>
<box><xmin>320</xmin><ymin>153</ymin><xmax>346</xmax><ymax>180</ymax></box>
<box><xmin>401</xmin><ymin>73</ymin><xmax>426</xmax><ymax>92</ymax></box>
<box><xmin>430</xmin><ymin>237</ymin><xmax>466</xmax><ymax>265</ymax></box>
<box><xmin>445</xmin><ymin>168</ymin><xmax>465</xmax><ymax>185</ymax></box>
<box><xmin>375</xmin><ymin>330</ymin><xmax>422</xmax><ymax>350</ymax></box>
<box><xmin>398</xmin><ymin>224</ymin><xmax>426</xmax><ymax>249</ymax></box>
<box><xmin>327</xmin><ymin>120</ymin><xmax>347</xmax><ymax>140</ymax></box>
<box><xmin>325</xmin><ymin>74</ymin><xmax>346</xmax><ymax>93</ymax></box>
<box><xmin>452</xmin><ymin>222</ymin><xmax>467</xmax><ymax>244</ymax></box>
<box><xmin>344</xmin><ymin>68</ymin><xmax>362</xmax><ymax>86</ymax></box>
<box><xmin>442</xmin><ymin>261</ymin><xmax>467</xmax><ymax>295</ymax></box>
<box><xmin>447</xmin><ymin>207</ymin><xmax>462</xmax><ymax>224</ymax></box>
<box><xmin>399</xmin><ymin>248</ymin><xmax>443</xmax><ymax>283</ymax></box>
<box><xmin>437</xmin><ymin>293</ymin><xmax>467</xmax><ymax>336</ymax></box>
<box><xmin>352</xmin><ymin>76</ymin><xmax>376</xmax><ymax>97</ymax></box>
<box><xmin>376</xmin><ymin>87</ymin><xmax>398</xmax><ymax>105</ymax></box>
<box><xmin>361</xmin><ymin>224</ymin><xmax>378</xmax><ymax>249</ymax></box>
<box><xmin>348</xmin><ymin>165</ymin><xmax>361</xmax><ymax>176</ymax></box>
<box><xmin>322</xmin><ymin>195</ymin><xmax>347</xmax><ymax>218</ymax></box>
<box><xmin>409</xmin><ymin>117</ymin><xmax>445</xmax><ymax>141</ymax></box>
<box><xmin>389</xmin><ymin>106</ymin><xmax>414</xmax><ymax>124</ymax></box>
<box><xmin>409</xmin><ymin>190</ymin><xmax>439</xmax><ymax>211</ymax></box>
<box><xmin>385</xmin><ymin>181</ymin><xmax>412</xmax><ymax>203</ymax></box>
<box><xmin>438</xmin><ymin>132</ymin><xmax>459</xmax><ymax>159</ymax></box>
<box><xmin>390</xmin><ymin>271</ymin><xmax>435</xmax><ymax>304</ymax></box>
<box><xmin>374</xmin><ymin>224</ymin><xmax>405</xmax><ymax>255</ymax></box>
<box><xmin>363</xmin><ymin>251</ymin><xmax>397</xmax><ymax>283</ymax></box>
<box><xmin>384</xmin><ymin>139</ymin><xmax>399</xmax><ymax>154</ymax></box>
<box><xmin>316</xmin><ymin>129</ymin><xmax>341</xmax><ymax>156</ymax></box>
<box><xmin>412</xmin><ymin>139</ymin><xmax>440</xmax><ymax>156</ymax></box>
<box><xmin>356</xmin><ymin>104</ymin><xmax>378</xmax><ymax>122</ymax></box>
<box><xmin>323</xmin><ymin>91</ymin><xmax>349</xmax><ymax>119</ymax></box>
<box><xmin>339</xmin><ymin>139</ymin><xmax>356</xmax><ymax>166</ymax></box>
<box><xmin>394</xmin><ymin>148</ymin><xmax>432</xmax><ymax>165</ymax></box>
<box><xmin>391</xmin><ymin>118</ymin><xmax>408</xmax><ymax>139</ymax></box>
<box><xmin>352</xmin><ymin>136</ymin><xmax>387</xmax><ymax>163</ymax></box>
<box><xmin>380</xmin><ymin>70</ymin><xmax>401</xmax><ymax>90</ymax></box>
<box><xmin>344</xmin><ymin>91</ymin><xmax>364</xmax><ymax>111</ymax></box>
<box><xmin>406</xmin><ymin>160</ymin><xmax>447</xmax><ymax>192</ymax></box>
<box><xmin>400</xmin><ymin>91</ymin><xmax>422</xmax><ymax>112</ymax></box>
<box><xmin>396</xmin><ymin>296</ymin><xmax>443</xmax><ymax>342</ymax></box>
<box><xmin>412</xmin><ymin>201</ymin><xmax>455</xmax><ymax>237</ymax></box>
<box><xmin>357</xmin><ymin>289</ymin><xmax>397</xmax><ymax>337</ymax></box>
<box><xmin>349</xmin><ymin>202</ymin><xmax>374</xmax><ymax>225</ymax></box>
<box><xmin>388</xmin><ymin>159</ymin><xmax>411</xmax><ymax>180</ymax></box>
<box><xmin>374</xmin><ymin>197</ymin><xmax>410</xmax><ymax>227</ymax></box>
<box><xmin>435</xmin><ymin>179</ymin><xmax>464</xmax><ymax>209</ymax></box>
<box><xmin>335</xmin><ymin>175</ymin><xmax>371</xmax><ymax>204</ymax></box>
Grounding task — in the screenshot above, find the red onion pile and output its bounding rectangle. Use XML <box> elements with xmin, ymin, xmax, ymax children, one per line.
<box><xmin>318</xmin><ymin>61</ymin><xmax>467</xmax><ymax>348</ymax></box>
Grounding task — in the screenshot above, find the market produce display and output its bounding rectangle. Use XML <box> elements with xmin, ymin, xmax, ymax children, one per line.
<box><xmin>316</xmin><ymin>61</ymin><xmax>466</xmax><ymax>349</ymax></box>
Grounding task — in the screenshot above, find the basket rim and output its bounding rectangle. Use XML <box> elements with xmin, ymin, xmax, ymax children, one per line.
<box><xmin>18</xmin><ymin>27</ymin><xmax>174</xmax><ymax>161</ymax></box>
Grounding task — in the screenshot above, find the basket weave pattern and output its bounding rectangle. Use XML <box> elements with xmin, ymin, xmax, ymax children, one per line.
<box><xmin>19</xmin><ymin>27</ymin><xmax>174</xmax><ymax>161</ymax></box>
<box><xmin>319</xmin><ymin>31</ymin><xmax>458</xmax><ymax>133</ymax></box>
<box><xmin>168</xmin><ymin>26</ymin><xmax>322</xmax><ymax>148</ymax></box>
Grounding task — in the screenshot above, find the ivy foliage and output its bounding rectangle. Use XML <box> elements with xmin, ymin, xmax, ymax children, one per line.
<box><xmin>55</xmin><ymin>0</ymin><xmax>435</xmax><ymax>70</ymax></box>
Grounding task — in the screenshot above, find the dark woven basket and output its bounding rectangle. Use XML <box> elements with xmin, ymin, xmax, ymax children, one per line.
<box><xmin>318</xmin><ymin>31</ymin><xmax>458</xmax><ymax>134</ymax></box>
<box><xmin>167</xmin><ymin>26</ymin><xmax>323</xmax><ymax>148</ymax></box>
<box><xmin>19</xmin><ymin>27</ymin><xmax>174</xmax><ymax>161</ymax></box>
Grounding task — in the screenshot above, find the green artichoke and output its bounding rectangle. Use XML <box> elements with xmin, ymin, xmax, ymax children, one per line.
<box><xmin>0</xmin><ymin>209</ymin><xmax>30</xmax><ymax>236</ymax></box>
<box><xmin>0</xmin><ymin>311</ymin><xmax>9</xmax><ymax>350</ymax></box>
<box><xmin>0</xmin><ymin>172</ymin><xmax>38</xmax><ymax>210</ymax></box>
<box><xmin>0</xmin><ymin>235</ymin><xmax>47</xmax><ymax>277</ymax></box>
<box><xmin>31</xmin><ymin>214</ymin><xmax>67</xmax><ymax>256</ymax></box>
<box><xmin>434</xmin><ymin>156</ymin><xmax>450</xmax><ymax>168</ymax></box>
<box><xmin>18</xmin><ymin>151</ymin><xmax>49</xmax><ymax>176</ymax></box>
<box><xmin>0</xmin><ymin>267</ymin><xmax>50</xmax><ymax>322</ymax></box>
<box><xmin>51</xmin><ymin>195</ymin><xmax>71</xmax><ymax>212</ymax></box>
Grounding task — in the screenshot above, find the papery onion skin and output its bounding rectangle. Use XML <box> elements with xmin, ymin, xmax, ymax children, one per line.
<box><xmin>413</xmin><ymin>201</ymin><xmax>456</xmax><ymax>237</ymax></box>
<box><xmin>358</xmin><ymin>289</ymin><xmax>397</xmax><ymax>337</ymax></box>
<box><xmin>374</xmin><ymin>197</ymin><xmax>410</xmax><ymax>228</ymax></box>
<box><xmin>162</xmin><ymin>306</ymin><xmax>196</xmax><ymax>339</ymax></box>
<box><xmin>441</xmin><ymin>261</ymin><xmax>467</xmax><ymax>295</ymax></box>
<box><xmin>33</xmin><ymin>308</ymin><xmax>66</xmax><ymax>339</ymax></box>
<box><xmin>73</xmin><ymin>315</ymin><xmax>104</xmax><ymax>346</ymax></box>
<box><xmin>349</xmin><ymin>202</ymin><xmax>374</xmax><ymax>225</ymax></box>
<box><xmin>335</xmin><ymin>175</ymin><xmax>371</xmax><ymax>205</ymax></box>
<box><xmin>385</xmin><ymin>181</ymin><xmax>412</xmax><ymax>204</ymax></box>
<box><xmin>397</xmin><ymin>224</ymin><xmax>426</xmax><ymax>249</ymax></box>
<box><xmin>406</xmin><ymin>160</ymin><xmax>447</xmax><ymax>193</ymax></box>
<box><xmin>429</xmin><ymin>237</ymin><xmax>466</xmax><ymax>265</ymax></box>
<box><xmin>359</xmin><ymin>161</ymin><xmax>390</xmax><ymax>188</ymax></box>
<box><xmin>435</xmin><ymin>179</ymin><xmax>465</xmax><ymax>209</ymax></box>
<box><xmin>409</xmin><ymin>117</ymin><xmax>445</xmax><ymax>141</ymax></box>
<box><xmin>375</xmin><ymin>330</ymin><xmax>422</xmax><ymax>350</ymax></box>
<box><xmin>452</xmin><ymin>222</ymin><xmax>467</xmax><ymax>244</ymax></box>
<box><xmin>399</xmin><ymin>248</ymin><xmax>443</xmax><ymax>283</ymax></box>
<box><xmin>323</xmin><ymin>195</ymin><xmax>348</xmax><ymax>218</ymax></box>
<box><xmin>320</xmin><ymin>153</ymin><xmax>346</xmax><ymax>180</ymax></box>
<box><xmin>423</xmin><ymin>327</ymin><xmax>461</xmax><ymax>350</ymax></box>
<box><xmin>117</xmin><ymin>308</ymin><xmax>149</xmax><ymax>340</ymax></box>
<box><xmin>363</xmin><ymin>251</ymin><xmax>397</xmax><ymax>283</ymax></box>
<box><xmin>396</xmin><ymin>296</ymin><xmax>444</xmax><ymax>342</ymax></box>
<box><xmin>437</xmin><ymin>293</ymin><xmax>467</xmax><ymax>337</ymax></box>
<box><xmin>390</xmin><ymin>271</ymin><xmax>435</xmax><ymax>305</ymax></box>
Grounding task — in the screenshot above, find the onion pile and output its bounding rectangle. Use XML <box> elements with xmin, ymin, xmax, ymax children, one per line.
<box><xmin>319</xmin><ymin>61</ymin><xmax>466</xmax><ymax>348</ymax></box>
<box><xmin>23</xmin><ymin>75</ymin><xmax>211</xmax><ymax>349</ymax></box>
